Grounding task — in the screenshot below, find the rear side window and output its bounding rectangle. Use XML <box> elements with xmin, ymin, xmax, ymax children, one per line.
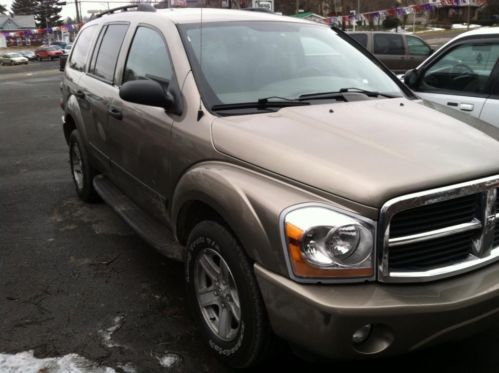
<box><xmin>123</xmin><ymin>26</ymin><xmax>173</xmax><ymax>83</ymax></box>
<box><xmin>407</xmin><ymin>36</ymin><xmax>431</xmax><ymax>56</ymax></box>
<box><xmin>69</xmin><ymin>26</ymin><xmax>96</xmax><ymax>72</ymax></box>
<box><xmin>90</xmin><ymin>24</ymin><xmax>129</xmax><ymax>83</ymax></box>
<box><xmin>373</xmin><ymin>34</ymin><xmax>404</xmax><ymax>55</ymax></box>
<box><xmin>350</xmin><ymin>33</ymin><xmax>368</xmax><ymax>48</ymax></box>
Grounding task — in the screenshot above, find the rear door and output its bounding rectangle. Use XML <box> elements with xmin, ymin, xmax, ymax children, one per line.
<box><xmin>77</xmin><ymin>23</ymin><xmax>129</xmax><ymax>170</ymax></box>
<box><xmin>373</xmin><ymin>33</ymin><xmax>406</xmax><ymax>73</ymax></box>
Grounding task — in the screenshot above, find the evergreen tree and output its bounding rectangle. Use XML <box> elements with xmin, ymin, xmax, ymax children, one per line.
<box><xmin>0</xmin><ymin>4</ymin><xmax>7</xmax><ymax>14</ymax></box>
<box><xmin>11</xmin><ymin>0</ymin><xmax>37</xmax><ymax>15</ymax></box>
<box><xmin>35</xmin><ymin>0</ymin><xmax>62</xmax><ymax>28</ymax></box>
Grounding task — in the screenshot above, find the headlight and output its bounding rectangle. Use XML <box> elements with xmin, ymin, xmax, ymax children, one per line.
<box><xmin>283</xmin><ymin>205</ymin><xmax>375</xmax><ymax>280</ymax></box>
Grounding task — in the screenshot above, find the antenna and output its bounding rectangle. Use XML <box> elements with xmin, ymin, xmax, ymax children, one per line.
<box><xmin>197</xmin><ymin>1</ymin><xmax>204</xmax><ymax>121</ymax></box>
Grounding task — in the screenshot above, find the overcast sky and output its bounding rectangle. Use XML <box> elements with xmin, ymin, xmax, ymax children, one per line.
<box><xmin>1</xmin><ymin>0</ymin><xmax>142</xmax><ymax>22</ymax></box>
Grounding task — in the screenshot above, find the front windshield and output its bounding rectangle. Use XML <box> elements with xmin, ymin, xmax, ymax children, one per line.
<box><xmin>9</xmin><ymin>53</ymin><xmax>22</xmax><ymax>58</ymax></box>
<box><xmin>180</xmin><ymin>21</ymin><xmax>404</xmax><ymax>109</ymax></box>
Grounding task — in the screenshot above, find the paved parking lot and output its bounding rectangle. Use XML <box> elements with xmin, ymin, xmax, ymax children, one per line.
<box><xmin>1</xmin><ymin>61</ymin><xmax>499</xmax><ymax>372</ymax></box>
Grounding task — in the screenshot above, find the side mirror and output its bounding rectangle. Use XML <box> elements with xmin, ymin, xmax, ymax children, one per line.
<box><xmin>120</xmin><ymin>79</ymin><xmax>174</xmax><ymax>109</ymax></box>
<box><xmin>59</xmin><ymin>55</ymin><xmax>67</xmax><ymax>72</ymax></box>
<box><xmin>404</xmin><ymin>69</ymin><xmax>419</xmax><ymax>88</ymax></box>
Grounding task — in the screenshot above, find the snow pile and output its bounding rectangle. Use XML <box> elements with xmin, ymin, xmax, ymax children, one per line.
<box><xmin>156</xmin><ymin>353</ymin><xmax>182</xmax><ymax>368</ymax></box>
<box><xmin>0</xmin><ymin>351</ymin><xmax>115</xmax><ymax>373</ymax></box>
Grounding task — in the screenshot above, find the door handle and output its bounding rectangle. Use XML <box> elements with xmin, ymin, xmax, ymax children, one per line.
<box><xmin>75</xmin><ymin>90</ymin><xmax>85</xmax><ymax>99</ymax></box>
<box><xmin>459</xmin><ymin>103</ymin><xmax>474</xmax><ymax>112</ymax></box>
<box><xmin>108</xmin><ymin>107</ymin><xmax>123</xmax><ymax>120</ymax></box>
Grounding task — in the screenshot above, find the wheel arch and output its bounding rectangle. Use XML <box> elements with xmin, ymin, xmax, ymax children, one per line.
<box><xmin>171</xmin><ymin>162</ymin><xmax>330</xmax><ymax>276</ymax></box>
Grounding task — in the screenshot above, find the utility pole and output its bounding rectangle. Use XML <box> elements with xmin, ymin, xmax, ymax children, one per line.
<box><xmin>467</xmin><ymin>2</ymin><xmax>471</xmax><ymax>30</ymax></box>
<box><xmin>75</xmin><ymin>0</ymin><xmax>81</xmax><ymax>24</ymax></box>
<box><xmin>341</xmin><ymin>0</ymin><xmax>345</xmax><ymax>30</ymax></box>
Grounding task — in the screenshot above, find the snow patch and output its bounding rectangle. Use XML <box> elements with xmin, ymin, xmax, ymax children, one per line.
<box><xmin>0</xmin><ymin>351</ymin><xmax>115</xmax><ymax>373</ymax></box>
<box><xmin>99</xmin><ymin>315</ymin><xmax>126</xmax><ymax>348</ymax></box>
<box><xmin>156</xmin><ymin>353</ymin><xmax>182</xmax><ymax>368</ymax></box>
<box><xmin>452</xmin><ymin>23</ymin><xmax>481</xmax><ymax>29</ymax></box>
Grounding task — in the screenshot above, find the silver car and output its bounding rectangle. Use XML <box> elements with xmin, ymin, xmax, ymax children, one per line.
<box><xmin>0</xmin><ymin>52</ymin><xmax>28</xmax><ymax>65</ymax></box>
<box><xmin>404</xmin><ymin>27</ymin><xmax>499</xmax><ymax>128</ymax></box>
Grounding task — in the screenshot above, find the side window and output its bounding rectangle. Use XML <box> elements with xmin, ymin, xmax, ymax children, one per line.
<box><xmin>350</xmin><ymin>33</ymin><xmax>368</xmax><ymax>49</ymax></box>
<box><xmin>373</xmin><ymin>34</ymin><xmax>404</xmax><ymax>55</ymax></box>
<box><xmin>123</xmin><ymin>27</ymin><xmax>173</xmax><ymax>83</ymax></box>
<box><xmin>407</xmin><ymin>36</ymin><xmax>431</xmax><ymax>56</ymax></box>
<box><xmin>69</xmin><ymin>26</ymin><xmax>97</xmax><ymax>72</ymax></box>
<box><xmin>421</xmin><ymin>43</ymin><xmax>499</xmax><ymax>94</ymax></box>
<box><xmin>90</xmin><ymin>24</ymin><xmax>129</xmax><ymax>83</ymax></box>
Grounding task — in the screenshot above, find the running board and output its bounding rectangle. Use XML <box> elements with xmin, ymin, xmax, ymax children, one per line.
<box><xmin>93</xmin><ymin>175</ymin><xmax>184</xmax><ymax>261</ymax></box>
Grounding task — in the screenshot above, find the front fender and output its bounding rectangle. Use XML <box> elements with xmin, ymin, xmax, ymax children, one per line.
<box><xmin>172</xmin><ymin>162</ymin><xmax>351</xmax><ymax>276</ymax></box>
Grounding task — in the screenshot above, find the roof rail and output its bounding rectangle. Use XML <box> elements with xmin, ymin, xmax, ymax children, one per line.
<box><xmin>95</xmin><ymin>4</ymin><xmax>156</xmax><ymax>18</ymax></box>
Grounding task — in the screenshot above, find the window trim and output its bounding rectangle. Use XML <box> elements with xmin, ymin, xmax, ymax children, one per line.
<box><xmin>406</xmin><ymin>35</ymin><xmax>431</xmax><ymax>56</ymax></box>
<box><xmin>414</xmin><ymin>35</ymin><xmax>499</xmax><ymax>98</ymax></box>
<box><xmin>119</xmin><ymin>23</ymin><xmax>176</xmax><ymax>87</ymax></box>
<box><xmin>87</xmin><ymin>21</ymin><xmax>130</xmax><ymax>85</ymax></box>
<box><xmin>68</xmin><ymin>24</ymin><xmax>97</xmax><ymax>73</ymax></box>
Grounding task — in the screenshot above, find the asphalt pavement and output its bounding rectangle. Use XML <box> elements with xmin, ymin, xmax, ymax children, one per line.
<box><xmin>1</xmin><ymin>61</ymin><xmax>499</xmax><ymax>373</ymax></box>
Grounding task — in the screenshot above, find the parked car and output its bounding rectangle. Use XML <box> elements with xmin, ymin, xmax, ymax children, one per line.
<box><xmin>35</xmin><ymin>46</ymin><xmax>64</xmax><ymax>61</ymax></box>
<box><xmin>61</xmin><ymin>6</ymin><xmax>499</xmax><ymax>368</ymax></box>
<box><xmin>349</xmin><ymin>31</ymin><xmax>433</xmax><ymax>73</ymax></box>
<box><xmin>19</xmin><ymin>50</ymin><xmax>36</xmax><ymax>60</ymax></box>
<box><xmin>63</xmin><ymin>43</ymin><xmax>73</xmax><ymax>56</ymax></box>
<box><xmin>0</xmin><ymin>52</ymin><xmax>28</xmax><ymax>65</ymax></box>
<box><xmin>403</xmin><ymin>27</ymin><xmax>499</xmax><ymax>128</ymax></box>
<box><xmin>51</xmin><ymin>41</ymin><xmax>67</xmax><ymax>49</ymax></box>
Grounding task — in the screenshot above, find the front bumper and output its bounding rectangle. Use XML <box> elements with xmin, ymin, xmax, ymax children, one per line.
<box><xmin>255</xmin><ymin>263</ymin><xmax>499</xmax><ymax>359</ymax></box>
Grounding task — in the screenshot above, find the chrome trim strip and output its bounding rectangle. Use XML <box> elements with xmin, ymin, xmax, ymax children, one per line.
<box><xmin>379</xmin><ymin>175</ymin><xmax>499</xmax><ymax>283</ymax></box>
<box><xmin>388</xmin><ymin>220</ymin><xmax>482</xmax><ymax>247</ymax></box>
<box><xmin>390</xmin><ymin>247</ymin><xmax>499</xmax><ymax>282</ymax></box>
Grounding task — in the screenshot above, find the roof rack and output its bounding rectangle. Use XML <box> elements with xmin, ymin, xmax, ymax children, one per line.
<box><xmin>95</xmin><ymin>4</ymin><xmax>156</xmax><ymax>18</ymax></box>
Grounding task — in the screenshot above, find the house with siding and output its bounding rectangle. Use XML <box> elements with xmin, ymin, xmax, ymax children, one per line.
<box><xmin>0</xmin><ymin>15</ymin><xmax>36</xmax><ymax>48</ymax></box>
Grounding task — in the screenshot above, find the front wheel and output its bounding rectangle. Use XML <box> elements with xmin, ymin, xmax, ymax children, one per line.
<box><xmin>69</xmin><ymin>130</ymin><xmax>99</xmax><ymax>202</ymax></box>
<box><xmin>186</xmin><ymin>221</ymin><xmax>273</xmax><ymax>368</ymax></box>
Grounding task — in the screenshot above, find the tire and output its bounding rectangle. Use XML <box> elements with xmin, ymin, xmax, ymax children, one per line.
<box><xmin>186</xmin><ymin>221</ymin><xmax>273</xmax><ymax>368</ymax></box>
<box><xmin>69</xmin><ymin>130</ymin><xmax>99</xmax><ymax>202</ymax></box>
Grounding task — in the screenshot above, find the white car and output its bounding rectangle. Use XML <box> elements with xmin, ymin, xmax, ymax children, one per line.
<box><xmin>0</xmin><ymin>52</ymin><xmax>29</xmax><ymax>65</ymax></box>
<box><xmin>403</xmin><ymin>27</ymin><xmax>499</xmax><ymax>128</ymax></box>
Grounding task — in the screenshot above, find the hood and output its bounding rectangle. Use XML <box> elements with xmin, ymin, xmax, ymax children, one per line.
<box><xmin>12</xmin><ymin>57</ymin><xmax>26</xmax><ymax>62</ymax></box>
<box><xmin>212</xmin><ymin>98</ymin><xmax>499</xmax><ymax>208</ymax></box>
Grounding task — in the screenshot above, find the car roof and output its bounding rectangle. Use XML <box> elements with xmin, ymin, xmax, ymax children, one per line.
<box><xmin>451</xmin><ymin>26</ymin><xmax>499</xmax><ymax>40</ymax></box>
<box><xmin>88</xmin><ymin>7</ymin><xmax>310</xmax><ymax>25</ymax></box>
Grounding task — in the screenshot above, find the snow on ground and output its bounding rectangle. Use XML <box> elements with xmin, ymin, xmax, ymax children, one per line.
<box><xmin>99</xmin><ymin>315</ymin><xmax>126</xmax><ymax>349</ymax></box>
<box><xmin>156</xmin><ymin>352</ymin><xmax>182</xmax><ymax>368</ymax></box>
<box><xmin>0</xmin><ymin>351</ymin><xmax>116</xmax><ymax>373</ymax></box>
<box><xmin>452</xmin><ymin>23</ymin><xmax>481</xmax><ymax>29</ymax></box>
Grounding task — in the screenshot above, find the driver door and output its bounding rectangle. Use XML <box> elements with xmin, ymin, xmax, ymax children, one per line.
<box><xmin>414</xmin><ymin>40</ymin><xmax>499</xmax><ymax>120</ymax></box>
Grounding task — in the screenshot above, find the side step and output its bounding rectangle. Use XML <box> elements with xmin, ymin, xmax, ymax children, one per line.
<box><xmin>93</xmin><ymin>175</ymin><xmax>184</xmax><ymax>262</ymax></box>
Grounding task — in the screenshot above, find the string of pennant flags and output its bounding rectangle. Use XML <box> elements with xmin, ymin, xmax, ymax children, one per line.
<box><xmin>327</xmin><ymin>0</ymin><xmax>487</xmax><ymax>26</ymax></box>
<box><xmin>1</xmin><ymin>22</ymin><xmax>81</xmax><ymax>38</ymax></box>
<box><xmin>0</xmin><ymin>0</ymin><xmax>489</xmax><ymax>38</ymax></box>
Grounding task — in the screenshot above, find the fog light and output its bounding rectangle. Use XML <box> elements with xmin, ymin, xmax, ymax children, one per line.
<box><xmin>352</xmin><ymin>324</ymin><xmax>372</xmax><ymax>345</ymax></box>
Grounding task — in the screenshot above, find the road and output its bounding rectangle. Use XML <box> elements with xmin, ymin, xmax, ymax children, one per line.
<box><xmin>1</xmin><ymin>61</ymin><xmax>499</xmax><ymax>373</ymax></box>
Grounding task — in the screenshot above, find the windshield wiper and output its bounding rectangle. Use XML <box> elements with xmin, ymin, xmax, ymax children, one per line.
<box><xmin>339</xmin><ymin>87</ymin><xmax>398</xmax><ymax>98</ymax></box>
<box><xmin>212</xmin><ymin>97</ymin><xmax>310</xmax><ymax>112</ymax></box>
<box><xmin>299</xmin><ymin>88</ymin><xmax>398</xmax><ymax>101</ymax></box>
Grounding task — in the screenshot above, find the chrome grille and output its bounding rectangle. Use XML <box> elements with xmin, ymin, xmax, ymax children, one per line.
<box><xmin>380</xmin><ymin>176</ymin><xmax>499</xmax><ymax>283</ymax></box>
<box><xmin>495</xmin><ymin>188</ymin><xmax>499</xmax><ymax>247</ymax></box>
<box><xmin>390</xmin><ymin>194</ymin><xmax>479</xmax><ymax>238</ymax></box>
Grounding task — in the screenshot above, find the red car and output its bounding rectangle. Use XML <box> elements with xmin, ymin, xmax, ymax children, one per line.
<box><xmin>35</xmin><ymin>46</ymin><xmax>64</xmax><ymax>61</ymax></box>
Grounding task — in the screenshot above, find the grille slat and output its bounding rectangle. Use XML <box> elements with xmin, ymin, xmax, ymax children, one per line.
<box><xmin>389</xmin><ymin>231</ymin><xmax>473</xmax><ymax>270</ymax></box>
<box><xmin>390</xmin><ymin>194</ymin><xmax>479</xmax><ymax>238</ymax></box>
